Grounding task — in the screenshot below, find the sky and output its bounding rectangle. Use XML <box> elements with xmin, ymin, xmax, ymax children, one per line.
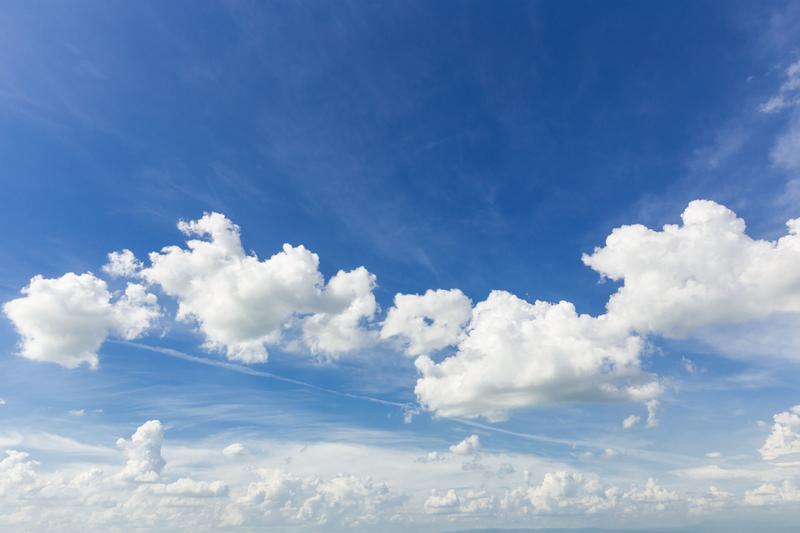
<box><xmin>2</xmin><ymin>1</ymin><xmax>800</xmax><ymax>531</ymax></box>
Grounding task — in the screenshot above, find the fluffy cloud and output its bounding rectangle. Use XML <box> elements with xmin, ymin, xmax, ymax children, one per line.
<box><xmin>222</xmin><ymin>443</ymin><xmax>246</xmax><ymax>458</ymax></box>
<box><xmin>3</xmin><ymin>273</ymin><xmax>159</xmax><ymax>368</ymax></box>
<box><xmin>744</xmin><ymin>480</ymin><xmax>800</xmax><ymax>506</ymax></box>
<box><xmin>0</xmin><ymin>421</ymin><xmax>231</xmax><ymax>531</ymax></box>
<box><xmin>423</xmin><ymin>488</ymin><xmax>461</xmax><ymax>514</ymax></box>
<box><xmin>622</xmin><ymin>414</ymin><xmax>641</xmax><ymax>429</ymax></box>
<box><xmin>413</xmin><ymin>291</ymin><xmax>655</xmax><ymax>421</ymax></box>
<box><xmin>583</xmin><ymin>200</ymin><xmax>800</xmax><ymax>337</ymax></box>
<box><xmin>102</xmin><ymin>249</ymin><xmax>142</xmax><ymax>278</ymax></box>
<box><xmin>424</xmin><ymin>488</ymin><xmax>494</xmax><ymax>515</ymax></box>
<box><xmin>449</xmin><ymin>434</ymin><xmax>481</xmax><ymax>456</ymax></box>
<box><xmin>378</xmin><ymin>200</ymin><xmax>800</xmax><ymax>420</ymax></box>
<box><xmin>117</xmin><ymin>420</ymin><xmax>165</xmax><ymax>482</ymax></box>
<box><xmin>223</xmin><ymin>469</ymin><xmax>406</xmax><ymax>528</ymax></box>
<box><xmin>502</xmin><ymin>471</ymin><xmax>619</xmax><ymax>515</ymax></box>
<box><xmin>0</xmin><ymin>450</ymin><xmax>38</xmax><ymax>497</ymax></box>
<box><xmin>139</xmin><ymin>212</ymin><xmax>377</xmax><ymax>363</ymax></box>
<box><xmin>425</xmin><ymin>471</ymin><xmax>685</xmax><ymax>520</ymax></box>
<box><xmin>759</xmin><ymin>405</ymin><xmax>800</xmax><ymax>461</ymax></box>
<box><xmin>380</xmin><ymin>289</ymin><xmax>472</xmax><ymax>356</ymax></box>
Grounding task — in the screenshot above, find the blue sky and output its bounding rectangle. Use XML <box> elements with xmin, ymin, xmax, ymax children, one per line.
<box><xmin>3</xmin><ymin>1</ymin><xmax>800</xmax><ymax>531</ymax></box>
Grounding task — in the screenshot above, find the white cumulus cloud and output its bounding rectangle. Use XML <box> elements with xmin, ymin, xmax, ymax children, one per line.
<box><xmin>623</xmin><ymin>414</ymin><xmax>641</xmax><ymax>429</ymax></box>
<box><xmin>117</xmin><ymin>420</ymin><xmax>165</xmax><ymax>482</ymax></box>
<box><xmin>759</xmin><ymin>405</ymin><xmax>800</xmax><ymax>461</ymax></box>
<box><xmin>380</xmin><ymin>289</ymin><xmax>472</xmax><ymax>356</ymax></box>
<box><xmin>223</xmin><ymin>468</ymin><xmax>405</xmax><ymax>528</ymax></box>
<box><xmin>140</xmin><ymin>212</ymin><xmax>377</xmax><ymax>363</ymax></box>
<box><xmin>413</xmin><ymin>291</ymin><xmax>655</xmax><ymax>421</ymax></box>
<box><xmin>583</xmin><ymin>200</ymin><xmax>800</xmax><ymax>338</ymax></box>
<box><xmin>3</xmin><ymin>273</ymin><xmax>159</xmax><ymax>368</ymax></box>
<box><xmin>222</xmin><ymin>443</ymin><xmax>246</xmax><ymax>457</ymax></box>
<box><xmin>102</xmin><ymin>249</ymin><xmax>142</xmax><ymax>278</ymax></box>
<box><xmin>449</xmin><ymin>434</ymin><xmax>481</xmax><ymax>456</ymax></box>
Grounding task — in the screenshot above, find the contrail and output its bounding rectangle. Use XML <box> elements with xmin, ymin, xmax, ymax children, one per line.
<box><xmin>118</xmin><ymin>341</ymin><xmax>690</xmax><ymax>464</ymax></box>
<box><xmin>119</xmin><ymin>341</ymin><xmax>417</xmax><ymax>414</ymax></box>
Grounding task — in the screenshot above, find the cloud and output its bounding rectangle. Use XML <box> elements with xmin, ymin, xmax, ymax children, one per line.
<box><xmin>0</xmin><ymin>450</ymin><xmax>38</xmax><ymax>497</ymax></box>
<box><xmin>102</xmin><ymin>249</ymin><xmax>142</xmax><ymax>278</ymax></box>
<box><xmin>393</xmin><ymin>200</ymin><xmax>800</xmax><ymax>420</ymax></box>
<box><xmin>744</xmin><ymin>480</ymin><xmax>800</xmax><ymax>506</ymax></box>
<box><xmin>759</xmin><ymin>60</ymin><xmax>800</xmax><ymax>113</ymax></box>
<box><xmin>770</xmin><ymin>114</ymin><xmax>800</xmax><ymax>170</ymax></box>
<box><xmin>380</xmin><ymin>289</ymin><xmax>472</xmax><ymax>356</ymax></box>
<box><xmin>222</xmin><ymin>443</ymin><xmax>246</xmax><ymax>457</ymax></box>
<box><xmin>139</xmin><ymin>212</ymin><xmax>377</xmax><ymax>363</ymax></box>
<box><xmin>423</xmin><ymin>488</ymin><xmax>461</xmax><ymax>514</ymax></box>
<box><xmin>68</xmin><ymin>409</ymin><xmax>85</xmax><ymax>417</ymax></box>
<box><xmin>3</xmin><ymin>273</ymin><xmax>159</xmax><ymax>368</ymax></box>
<box><xmin>623</xmin><ymin>478</ymin><xmax>678</xmax><ymax>507</ymax></box>
<box><xmin>759</xmin><ymin>405</ymin><xmax>800</xmax><ymax>461</ymax></box>
<box><xmin>674</xmin><ymin>464</ymin><xmax>757</xmax><ymax>480</ymax></box>
<box><xmin>449</xmin><ymin>434</ymin><xmax>480</xmax><ymax>456</ymax></box>
<box><xmin>645</xmin><ymin>399</ymin><xmax>659</xmax><ymax>429</ymax></box>
<box><xmin>223</xmin><ymin>469</ymin><xmax>406</xmax><ymax>528</ymax></box>
<box><xmin>502</xmin><ymin>471</ymin><xmax>619</xmax><ymax>515</ymax></box>
<box><xmin>622</xmin><ymin>414</ymin><xmax>641</xmax><ymax>429</ymax></box>
<box><xmin>0</xmin><ymin>422</ymin><xmax>229</xmax><ymax>531</ymax></box>
<box><xmin>413</xmin><ymin>291</ymin><xmax>655</xmax><ymax>421</ymax></box>
<box><xmin>583</xmin><ymin>200</ymin><xmax>800</xmax><ymax>338</ymax></box>
<box><xmin>116</xmin><ymin>420</ymin><xmax>165</xmax><ymax>482</ymax></box>
<box><xmin>144</xmin><ymin>477</ymin><xmax>228</xmax><ymax>497</ymax></box>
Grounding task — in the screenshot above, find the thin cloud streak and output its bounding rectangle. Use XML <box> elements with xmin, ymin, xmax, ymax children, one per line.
<box><xmin>119</xmin><ymin>341</ymin><xmax>416</xmax><ymax>412</ymax></box>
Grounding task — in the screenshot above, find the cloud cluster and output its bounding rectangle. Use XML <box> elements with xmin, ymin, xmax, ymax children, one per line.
<box><xmin>116</xmin><ymin>420</ymin><xmax>166</xmax><ymax>482</ymax></box>
<box><xmin>428</xmin><ymin>471</ymin><xmax>680</xmax><ymax>518</ymax></box>
<box><xmin>449</xmin><ymin>434</ymin><xmax>481</xmax><ymax>456</ymax></box>
<box><xmin>744</xmin><ymin>480</ymin><xmax>800</xmax><ymax>506</ymax></box>
<box><xmin>388</xmin><ymin>200</ymin><xmax>800</xmax><ymax>419</ymax></box>
<box><xmin>8</xmin><ymin>201</ymin><xmax>800</xmax><ymax>427</ymax></box>
<box><xmin>412</xmin><ymin>291</ymin><xmax>654</xmax><ymax>421</ymax></box>
<box><xmin>380</xmin><ymin>289</ymin><xmax>472</xmax><ymax>356</ymax></box>
<box><xmin>138</xmin><ymin>212</ymin><xmax>377</xmax><ymax>363</ymax></box>
<box><xmin>760</xmin><ymin>405</ymin><xmax>800</xmax><ymax>461</ymax></box>
<box><xmin>2</xmin><ymin>419</ymin><xmax>800</xmax><ymax>531</ymax></box>
<box><xmin>583</xmin><ymin>200</ymin><xmax>800</xmax><ymax>337</ymax></box>
<box><xmin>3</xmin><ymin>273</ymin><xmax>159</xmax><ymax>368</ymax></box>
<box><xmin>223</xmin><ymin>468</ymin><xmax>406</xmax><ymax>528</ymax></box>
<box><xmin>0</xmin><ymin>421</ymin><xmax>230</xmax><ymax>532</ymax></box>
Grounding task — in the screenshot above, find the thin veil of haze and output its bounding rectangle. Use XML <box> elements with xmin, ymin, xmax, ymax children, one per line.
<box><xmin>2</xmin><ymin>1</ymin><xmax>800</xmax><ymax>531</ymax></box>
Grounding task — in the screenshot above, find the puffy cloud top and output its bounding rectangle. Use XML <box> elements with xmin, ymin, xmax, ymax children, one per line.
<box><xmin>760</xmin><ymin>405</ymin><xmax>800</xmax><ymax>461</ymax></box>
<box><xmin>140</xmin><ymin>212</ymin><xmax>376</xmax><ymax>363</ymax></box>
<box><xmin>3</xmin><ymin>273</ymin><xmax>159</xmax><ymax>368</ymax></box>
<box><xmin>117</xmin><ymin>420</ymin><xmax>165</xmax><ymax>482</ymax></box>
<box><xmin>583</xmin><ymin>200</ymin><xmax>800</xmax><ymax>337</ymax></box>
<box><xmin>380</xmin><ymin>289</ymin><xmax>472</xmax><ymax>356</ymax></box>
<box><xmin>398</xmin><ymin>200</ymin><xmax>800</xmax><ymax>420</ymax></box>
<box><xmin>413</xmin><ymin>291</ymin><xmax>653</xmax><ymax>421</ymax></box>
<box><xmin>449</xmin><ymin>434</ymin><xmax>481</xmax><ymax>456</ymax></box>
<box><xmin>224</xmin><ymin>468</ymin><xmax>405</xmax><ymax>528</ymax></box>
<box><xmin>102</xmin><ymin>249</ymin><xmax>142</xmax><ymax>278</ymax></box>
